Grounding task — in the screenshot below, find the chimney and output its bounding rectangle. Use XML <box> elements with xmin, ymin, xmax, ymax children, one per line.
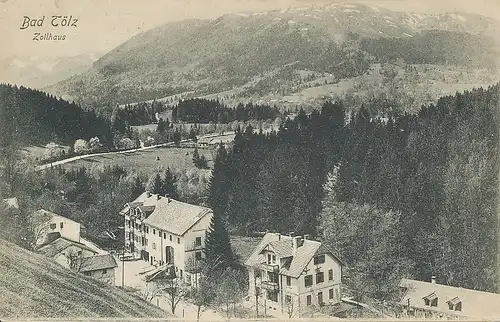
<box><xmin>431</xmin><ymin>276</ymin><xmax>436</xmax><ymax>284</ymax></box>
<box><xmin>288</xmin><ymin>231</ymin><xmax>294</xmax><ymax>237</ymax></box>
<box><xmin>278</xmin><ymin>233</ymin><xmax>281</xmax><ymax>241</ymax></box>
<box><xmin>292</xmin><ymin>236</ymin><xmax>304</xmax><ymax>254</ymax></box>
<box><xmin>165</xmin><ymin>194</ymin><xmax>171</xmax><ymax>203</ymax></box>
<box><xmin>304</xmin><ymin>234</ymin><xmax>309</xmax><ymax>240</ymax></box>
<box><xmin>146</xmin><ymin>191</ymin><xmax>151</xmax><ymax>197</ymax></box>
<box><xmin>156</xmin><ymin>194</ymin><xmax>161</xmax><ymax>200</ymax></box>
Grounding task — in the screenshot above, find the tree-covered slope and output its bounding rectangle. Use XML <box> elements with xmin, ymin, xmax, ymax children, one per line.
<box><xmin>45</xmin><ymin>3</ymin><xmax>500</xmax><ymax>105</ymax></box>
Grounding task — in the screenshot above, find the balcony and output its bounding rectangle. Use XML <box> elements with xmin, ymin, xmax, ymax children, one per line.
<box><xmin>260</xmin><ymin>263</ymin><xmax>279</xmax><ymax>272</ymax></box>
<box><xmin>260</xmin><ymin>280</ymin><xmax>280</xmax><ymax>291</ymax></box>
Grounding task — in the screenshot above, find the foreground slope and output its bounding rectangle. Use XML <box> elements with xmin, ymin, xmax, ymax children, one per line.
<box><xmin>0</xmin><ymin>238</ymin><xmax>166</xmax><ymax>319</ymax></box>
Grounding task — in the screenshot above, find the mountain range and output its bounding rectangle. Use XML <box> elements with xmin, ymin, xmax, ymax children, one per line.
<box><xmin>2</xmin><ymin>52</ymin><xmax>102</xmax><ymax>90</ymax></box>
<box><xmin>45</xmin><ymin>3</ymin><xmax>500</xmax><ymax>109</ymax></box>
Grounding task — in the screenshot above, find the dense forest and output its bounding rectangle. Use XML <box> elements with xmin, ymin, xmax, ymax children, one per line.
<box><xmin>208</xmin><ymin>84</ymin><xmax>500</xmax><ymax>297</ymax></box>
<box><xmin>361</xmin><ymin>30</ymin><xmax>499</xmax><ymax>69</ymax></box>
<box><xmin>172</xmin><ymin>98</ymin><xmax>282</xmax><ymax>123</ymax></box>
<box><xmin>0</xmin><ymin>84</ymin><xmax>113</xmax><ymax>147</ymax></box>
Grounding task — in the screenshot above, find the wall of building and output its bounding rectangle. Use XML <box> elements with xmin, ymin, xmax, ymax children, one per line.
<box><xmin>52</xmin><ymin>245</ymin><xmax>97</xmax><ymax>269</ymax></box>
<box><xmin>297</xmin><ymin>252</ymin><xmax>342</xmax><ymax>309</ymax></box>
<box><xmin>83</xmin><ymin>267</ymin><xmax>116</xmax><ymax>285</ymax></box>
<box><xmin>37</xmin><ymin>214</ymin><xmax>81</xmax><ymax>246</ymax></box>
<box><xmin>183</xmin><ymin>212</ymin><xmax>212</xmax><ymax>269</ymax></box>
<box><xmin>247</xmin><ymin>250</ymin><xmax>342</xmax><ymax>317</ymax></box>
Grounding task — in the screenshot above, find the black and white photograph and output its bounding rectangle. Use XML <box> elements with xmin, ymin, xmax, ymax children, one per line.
<box><xmin>1</xmin><ymin>0</ymin><xmax>500</xmax><ymax>320</ymax></box>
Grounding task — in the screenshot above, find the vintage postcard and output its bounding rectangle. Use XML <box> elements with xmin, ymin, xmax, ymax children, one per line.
<box><xmin>1</xmin><ymin>0</ymin><xmax>500</xmax><ymax>321</ymax></box>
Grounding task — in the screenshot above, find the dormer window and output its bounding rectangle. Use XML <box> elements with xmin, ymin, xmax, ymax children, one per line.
<box><xmin>313</xmin><ymin>254</ymin><xmax>325</xmax><ymax>265</ymax></box>
<box><xmin>49</xmin><ymin>223</ymin><xmax>56</xmax><ymax>230</ymax></box>
<box><xmin>423</xmin><ymin>292</ymin><xmax>438</xmax><ymax>307</ymax></box>
<box><xmin>447</xmin><ymin>297</ymin><xmax>461</xmax><ymax>311</ymax></box>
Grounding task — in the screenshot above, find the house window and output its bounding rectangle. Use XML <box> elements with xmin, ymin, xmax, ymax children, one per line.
<box><xmin>328</xmin><ymin>269</ymin><xmax>333</xmax><ymax>280</ymax></box>
<box><xmin>145</xmin><ymin>238</ymin><xmax>148</xmax><ymax>246</ymax></box>
<box><xmin>306</xmin><ymin>295</ymin><xmax>312</xmax><ymax>306</ymax></box>
<box><xmin>329</xmin><ymin>288</ymin><xmax>334</xmax><ymax>299</ymax></box>
<box><xmin>102</xmin><ymin>269</ymin><xmax>107</xmax><ymax>275</ymax></box>
<box><xmin>177</xmin><ymin>237</ymin><xmax>181</xmax><ymax>244</ymax></box>
<box><xmin>455</xmin><ymin>302</ymin><xmax>462</xmax><ymax>311</ymax></box>
<box><xmin>84</xmin><ymin>271</ymin><xmax>91</xmax><ymax>276</ymax></box>
<box><xmin>170</xmin><ymin>235</ymin><xmax>172</xmax><ymax>241</ymax></box>
<box><xmin>153</xmin><ymin>229</ymin><xmax>156</xmax><ymax>235</ymax></box>
<box><xmin>195</xmin><ymin>251</ymin><xmax>202</xmax><ymax>261</ymax></box>
<box><xmin>313</xmin><ymin>255</ymin><xmax>325</xmax><ymax>265</ymax></box>
<box><xmin>267</xmin><ymin>254</ymin><xmax>272</xmax><ymax>264</ymax></box>
<box><xmin>180</xmin><ymin>269</ymin><xmax>183</xmax><ymax>279</ymax></box>
<box><xmin>146</xmin><ymin>226</ymin><xmax>149</xmax><ymax>234</ymax></box>
<box><xmin>195</xmin><ymin>237</ymin><xmax>202</xmax><ymax>246</ymax></box>
<box><xmin>316</xmin><ymin>271</ymin><xmax>324</xmax><ymax>284</ymax></box>
<box><xmin>50</xmin><ymin>223</ymin><xmax>56</xmax><ymax>230</ymax></box>
<box><xmin>272</xmin><ymin>255</ymin><xmax>276</xmax><ymax>263</ymax></box>
<box><xmin>152</xmin><ymin>243</ymin><xmax>156</xmax><ymax>250</ymax></box>
<box><xmin>304</xmin><ymin>275</ymin><xmax>313</xmax><ymax>287</ymax></box>
<box><xmin>424</xmin><ymin>293</ymin><xmax>438</xmax><ymax>307</ymax></box>
<box><xmin>318</xmin><ymin>292</ymin><xmax>323</xmax><ymax>305</ymax></box>
<box><xmin>77</xmin><ymin>250</ymin><xmax>82</xmax><ymax>256</ymax></box>
<box><xmin>163</xmin><ymin>232</ymin><xmax>166</xmax><ymax>239</ymax></box>
<box><xmin>286</xmin><ymin>276</ymin><xmax>291</xmax><ymax>286</ymax></box>
<box><xmin>60</xmin><ymin>222</ymin><xmax>64</xmax><ymax>229</ymax></box>
<box><xmin>267</xmin><ymin>291</ymin><xmax>278</xmax><ymax>302</ymax></box>
<box><xmin>285</xmin><ymin>295</ymin><xmax>292</xmax><ymax>303</ymax></box>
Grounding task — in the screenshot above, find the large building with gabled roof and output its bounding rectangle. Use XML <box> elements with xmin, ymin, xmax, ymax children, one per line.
<box><xmin>399</xmin><ymin>277</ymin><xmax>500</xmax><ymax>319</ymax></box>
<box><xmin>245</xmin><ymin>232</ymin><xmax>344</xmax><ymax>317</ymax></box>
<box><xmin>121</xmin><ymin>192</ymin><xmax>213</xmax><ymax>285</ymax></box>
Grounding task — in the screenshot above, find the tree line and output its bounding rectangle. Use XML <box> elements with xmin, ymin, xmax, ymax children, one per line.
<box><xmin>0</xmin><ymin>84</ymin><xmax>113</xmax><ymax>148</ymax></box>
<box><xmin>208</xmin><ymin>84</ymin><xmax>500</xmax><ymax>297</ymax></box>
<box><xmin>172</xmin><ymin>98</ymin><xmax>282</xmax><ymax>123</ymax></box>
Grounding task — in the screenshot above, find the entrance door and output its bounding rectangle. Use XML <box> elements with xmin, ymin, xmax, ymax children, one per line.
<box><xmin>166</xmin><ymin>246</ymin><xmax>174</xmax><ymax>264</ymax></box>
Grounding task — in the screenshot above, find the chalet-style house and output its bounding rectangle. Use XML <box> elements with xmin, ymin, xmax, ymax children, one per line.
<box><xmin>399</xmin><ymin>277</ymin><xmax>500</xmax><ymax>319</ymax></box>
<box><xmin>245</xmin><ymin>233</ymin><xmax>344</xmax><ymax>317</ymax></box>
<box><xmin>33</xmin><ymin>209</ymin><xmax>117</xmax><ymax>285</ymax></box>
<box><xmin>120</xmin><ymin>192</ymin><xmax>213</xmax><ymax>285</ymax></box>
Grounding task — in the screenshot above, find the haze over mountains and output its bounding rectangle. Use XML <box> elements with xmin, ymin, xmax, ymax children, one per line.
<box><xmin>45</xmin><ymin>3</ymin><xmax>500</xmax><ymax>108</ymax></box>
<box><xmin>2</xmin><ymin>52</ymin><xmax>103</xmax><ymax>90</ymax></box>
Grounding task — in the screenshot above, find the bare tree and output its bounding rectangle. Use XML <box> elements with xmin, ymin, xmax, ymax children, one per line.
<box><xmin>65</xmin><ymin>247</ymin><xmax>84</xmax><ymax>272</ymax></box>
<box><xmin>286</xmin><ymin>296</ymin><xmax>295</xmax><ymax>319</ymax></box>
<box><xmin>28</xmin><ymin>210</ymin><xmax>52</xmax><ymax>250</ymax></box>
<box><xmin>163</xmin><ymin>277</ymin><xmax>189</xmax><ymax>315</ymax></box>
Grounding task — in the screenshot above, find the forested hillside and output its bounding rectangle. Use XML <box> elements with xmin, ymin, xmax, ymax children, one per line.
<box><xmin>46</xmin><ymin>3</ymin><xmax>500</xmax><ymax>106</ymax></box>
<box><xmin>208</xmin><ymin>84</ymin><xmax>500</xmax><ymax>297</ymax></box>
<box><xmin>0</xmin><ymin>84</ymin><xmax>112</xmax><ymax>147</ymax></box>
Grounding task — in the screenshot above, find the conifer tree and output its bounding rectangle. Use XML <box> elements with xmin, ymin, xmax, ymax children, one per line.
<box><xmin>131</xmin><ymin>175</ymin><xmax>144</xmax><ymax>198</ymax></box>
<box><xmin>149</xmin><ymin>172</ymin><xmax>163</xmax><ymax>195</ymax></box>
<box><xmin>161</xmin><ymin>168</ymin><xmax>178</xmax><ymax>199</ymax></box>
<box><xmin>204</xmin><ymin>210</ymin><xmax>237</xmax><ymax>272</ymax></box>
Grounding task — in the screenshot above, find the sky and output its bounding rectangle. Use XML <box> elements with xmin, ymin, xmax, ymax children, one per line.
<box><xmin>0</xmin><ymin>0</ymin><xmax>499</xmax><ymax>61</ymax></box>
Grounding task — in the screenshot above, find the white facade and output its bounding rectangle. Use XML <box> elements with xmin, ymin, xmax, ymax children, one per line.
<box><xmin>122</xmin><ymin>193</ymin><xmax>213</xmax><ymax>284</ymax></box>
<box><xmin>33</xmin><ymin>209</ymin><xmax>81</xmax><ymax>246</ymax></box>
<box><xmin>246</xmin><ymin>234</ymin><xmax>343</xmax><ymax>317</ymax></box>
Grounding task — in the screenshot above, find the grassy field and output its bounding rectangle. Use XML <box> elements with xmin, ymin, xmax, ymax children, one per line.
<box><xmin>60</xmin><ymin>146</ymin><xmax>214</xmax><ymax>176</ymax></box>
<box><xmin>0</xmin><ymin>238</ymin><xmax>166</xmax><ymax>319</ymax></box>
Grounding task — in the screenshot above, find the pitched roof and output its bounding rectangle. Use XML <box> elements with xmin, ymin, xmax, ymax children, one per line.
<box><xmin>33</xmin><ymin>209</ymin><xmax>80</xmax><ymax>226</ymax></box>
<box><xmin>80</xmin><ymin>254</ymin><xmax>117</xmax><ymax>272</ymax></box>
<box><xmin>120</xmin><ymin>192</ymin><xmax>157</xmax><ymax>215</ymax></box>
<box><xmin>79</xmin><ymin>237</ymin><xmax>109</xmax><ymax>255</ymax></box>
<box><xmin>143</xmin><ymin>198</ymin><xmax>212</xmax><ymax>235</ymax></box>
<box><xmin>400</xmin><ymin>278</ymin><xmax>500</xmax><ymax>319</ymax></box>
<box><xmin>245</xmin><ymin>233</ymin><xmax>344</xmax><ymax>278</ymax></box>
<box><xmin>37</xmin><ymin>237</ymin><xmax>96</xmax><ymax>258</ymax></box>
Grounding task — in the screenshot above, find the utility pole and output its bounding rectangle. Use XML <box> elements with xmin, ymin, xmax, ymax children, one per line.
<box><xmin>121</xmin><ymin>245</ymin><xmax>125</xmax><ymax>288</ymax></box>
